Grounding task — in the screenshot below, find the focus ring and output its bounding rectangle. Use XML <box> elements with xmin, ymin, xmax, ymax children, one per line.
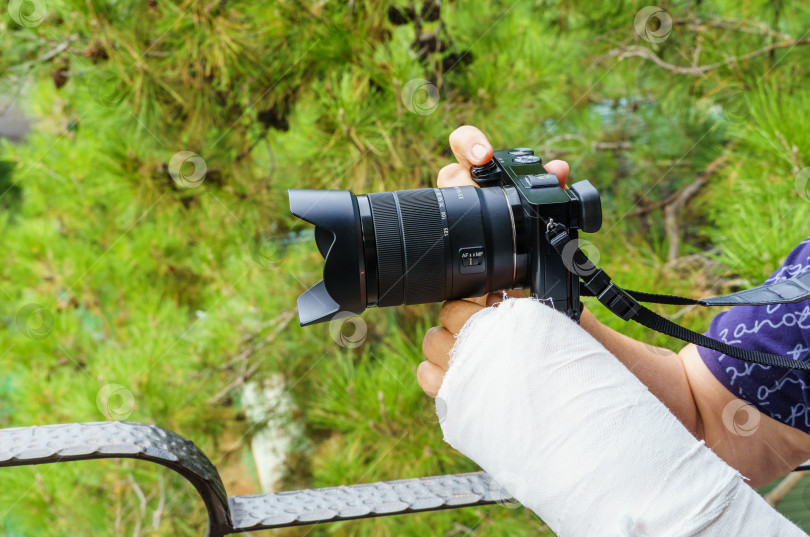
<box><xmin>396</xmin><ymin>189</ymin><xmax>446</xmax><ymax>304</ymax></box>
<box><xmin>368</xmin><ymin>192</ymin><xmax>405</xmax><ymax>307</ymax></box>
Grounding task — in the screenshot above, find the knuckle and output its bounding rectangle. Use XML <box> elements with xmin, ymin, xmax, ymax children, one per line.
<box><xmin>438</xmin><ymin>302</ymin><xmax>455</xmax><ymax>325</ymax></box>
<box><xmin>423</xmin><ymin>326</ymin><xmax>446</xmax><ymax>356</ymax></box>
<box><xmin>449</xmin><ymin>125</ymin><xmax>485</xmax><ymax>150</ymax></box>
<box><xmin>416</xmin><ymin>361</ymin><xmax>427</xmax><ymax>381</ymax></box>
<box><xmin>422</xmin><ymin>327</ymin><xmax>437</xmax><ymax>355</ymax></box>
<box><xmin>416</xmin><ymin>361</ymin><xmax>434</xmax><ymax>391</ymax></box>
<box><xmin>449</xmin><ymin>124</ymin><xmax>477</xmax><ymax>143</ymax></box>
<box><xmin>417</xmin><ymin>366</ymin><xmax>441</xmax><ymax>398</ymax></box>
<box><xmin>426</xmin><ymin>325</ymin><xmax>444</xmax><ymax>337</ymax></box>
<box><xmin>448</xmin><ymin>126</ymin><xmax>466</xmax><ymax>144</ymax></box>
<box><xmin>439</xmin><ymin>300</ymin><xmax>466</xmax><ymax>320</ymax></box>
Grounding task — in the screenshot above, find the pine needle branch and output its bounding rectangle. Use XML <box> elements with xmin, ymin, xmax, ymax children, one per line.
<box><xmin>608</xmin><ymin>38</ymin><xmax>810</xmax><ymax>76</ymax></box>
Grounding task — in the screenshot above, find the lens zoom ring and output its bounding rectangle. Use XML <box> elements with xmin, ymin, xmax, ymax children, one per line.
<box><xmin>397</xmin><ymin>190</ymin><xmax>446</xmax><ymax>304</ymax></box>
<box><xmin>368</xmin><ymin>193</ymin><xmax>405</xmax><ymax>307</ymax></box>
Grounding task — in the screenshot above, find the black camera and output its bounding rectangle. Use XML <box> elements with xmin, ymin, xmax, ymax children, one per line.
<box><xmin>288</xmin><ymin>148</ymin><xmax>602</xmax><ymax>326</ymax></box>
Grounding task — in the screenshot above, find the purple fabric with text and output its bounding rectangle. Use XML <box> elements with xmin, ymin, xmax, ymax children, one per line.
<box><xmin>699</xmin><ymin>238</ymin><xmax>810</xmax><ymax>433</ymax></box>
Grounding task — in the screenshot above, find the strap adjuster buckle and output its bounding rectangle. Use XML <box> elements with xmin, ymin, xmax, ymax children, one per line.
<box><xmin>597</xmin><ymin>283</ymin><xmax>641</xmax><ymax>321</ymax></box>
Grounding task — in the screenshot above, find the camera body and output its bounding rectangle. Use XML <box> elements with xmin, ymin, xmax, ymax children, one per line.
<box><xmin>288</xmin><ymin>148</ymin><xmax>601</xmax><ymax>325</ymax></box>
<box><xmin>470</xmin><ymin>148</ymin><xmax>602</xmax><ymax>320</ymax></box>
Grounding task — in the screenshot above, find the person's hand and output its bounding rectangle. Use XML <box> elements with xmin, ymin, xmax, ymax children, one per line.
<box><xmin>417</xmin><ymin>126</ymin><xmax>570</xmax><ymax>398</ymax></box>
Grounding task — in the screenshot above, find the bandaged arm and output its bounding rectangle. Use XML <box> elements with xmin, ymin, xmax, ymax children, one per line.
<box><xmin>437</xmin><ymin>298</ymin><xmax>807</xmax><ymax>537</ymax></box>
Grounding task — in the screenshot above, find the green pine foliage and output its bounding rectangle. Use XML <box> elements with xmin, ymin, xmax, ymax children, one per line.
<box><xmin>1</xmin><ymin>0</ymin><xmax>809</xmax><ymax>535</ymax></box>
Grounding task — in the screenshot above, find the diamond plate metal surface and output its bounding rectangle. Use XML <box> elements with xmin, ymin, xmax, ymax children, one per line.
<box><xmin>0</xmin><ymin>421</ymin><xmax>512</xmax><ymax>535</ymax></box>
<box><xmin>228</xmin><ymin>471</ymin><xmax>512</xmax><ymax>531</ymax></box>
<box><xmin>0</xmin><ymin>421</ymin><xmax>231</xmax><ymax>534</ymax></box>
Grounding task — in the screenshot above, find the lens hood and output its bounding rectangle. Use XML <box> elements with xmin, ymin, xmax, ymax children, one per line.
<box><xmin>288</xmin><ymin>189</ymin><xmax>366</xmax><ymax>325</ymax></box>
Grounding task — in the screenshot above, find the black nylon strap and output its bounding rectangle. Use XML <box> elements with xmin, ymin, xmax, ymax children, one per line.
<box><xmin>583</xmin><ymin>288</ymin><xmax>699</xmax><ymax>306</ymax></box>
<box><xmin>619</xmin><ymin>272</ymin><xmax>810</xmax><ymax>307</ymax></box>
<box><xmin>584</xmin><ymin>276</ymin><xmax>810</xmax><ymax>307</ymax></box>
<box><xmin>545</xmin><ymin>223</ymin><xmax>810</xmax><ymax>371</ymax></box>
<box><xmin>625</xmin><ymin>291</ymin><xmax>698</xmax><ymax>305</ymax></box>
<box><xmin>631</xmin><ymin>302</ymin><xmax>810</xmax><ymax>371</ymax></box>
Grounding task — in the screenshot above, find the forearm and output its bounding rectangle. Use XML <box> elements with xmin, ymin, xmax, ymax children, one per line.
<box><xmin>580</xmin><ymin>308</ymin><xmax>702</xmax><ymax>437</ymax></box>
<box><xmin>579</xmin><ymin>309</ymin><xmax>810</xmax><ymax>485</ymax></box>
<box><xmin>438</xmin><ymin>299</ymin><xmax>807</xmax><ymax>537</ymax></box>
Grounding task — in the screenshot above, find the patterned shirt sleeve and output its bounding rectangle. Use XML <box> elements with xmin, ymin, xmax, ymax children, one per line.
<box><xmin>699</xmin><ymin>238</ymin><xmax>810</xmax><ymax>432</ymax></box>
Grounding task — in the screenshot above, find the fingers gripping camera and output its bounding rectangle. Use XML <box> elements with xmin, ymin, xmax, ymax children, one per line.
<box><xmin>288</xmin><ymin>149</ymin><xmax>602</xmax><ymax>326</ymax></box>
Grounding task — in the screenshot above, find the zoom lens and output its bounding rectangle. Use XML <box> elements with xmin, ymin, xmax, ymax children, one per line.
<box><xmin>289</xmin><ymin>186</ymin><xmax>527</xmax><ymax>326</ymax></box>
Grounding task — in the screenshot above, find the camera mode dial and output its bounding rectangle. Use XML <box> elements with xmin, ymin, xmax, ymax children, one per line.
<box><xmin>471</xmin><ymin>159</ymin><xmax>501</xmax><ymax>186</ymax></box>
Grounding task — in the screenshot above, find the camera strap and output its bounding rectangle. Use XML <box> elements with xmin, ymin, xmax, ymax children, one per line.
<box><xmin>545</xmin><ymin>223</ymin><xmax>810</xmax><ymax>371</ymax></box>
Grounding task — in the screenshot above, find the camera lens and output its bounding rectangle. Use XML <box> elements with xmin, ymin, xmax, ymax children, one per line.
<box><xmin>289</xmin><ymin>186</ymin><xmax>527</xmax><ymax>325</ymax></box>
<box><xmin>364</xmin><ymin>189</ymin><xmax>446</xmax><ymax>307</ymax></box>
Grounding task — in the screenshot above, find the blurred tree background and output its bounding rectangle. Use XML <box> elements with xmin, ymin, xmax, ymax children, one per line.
<box><xmin>0</xmin><ymin>0</ymin><xmax>809</xmax><ymax>535</ymax></box>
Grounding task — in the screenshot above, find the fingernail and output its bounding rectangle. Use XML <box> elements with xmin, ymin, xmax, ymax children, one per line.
<box><xmin>471</xmin><ymin>144</ymin><xmax>487</xmax><ymax>162</ymax></box>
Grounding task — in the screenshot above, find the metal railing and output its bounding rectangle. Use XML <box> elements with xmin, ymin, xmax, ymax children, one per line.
<box><xmin>0</xmin><ymin>421</ymin><xmax>511</xmax><ymax>536</ymax></box>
